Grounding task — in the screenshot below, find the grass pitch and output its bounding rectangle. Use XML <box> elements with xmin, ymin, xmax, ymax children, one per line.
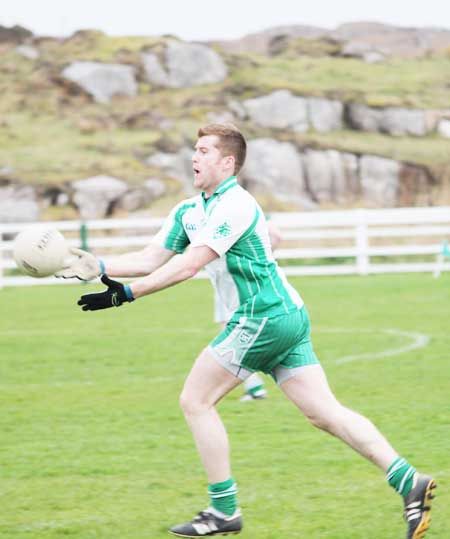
<box><xmin>0</xmin><ymin>274</ymin><xmax>448</xmax><ymax>538</ymax></box>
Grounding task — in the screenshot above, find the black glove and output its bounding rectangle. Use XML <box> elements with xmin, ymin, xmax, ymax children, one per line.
<box><xmin>77</xmin><ymin>274</ymin><xmax>134</xmax><ymax>311</ymax></box>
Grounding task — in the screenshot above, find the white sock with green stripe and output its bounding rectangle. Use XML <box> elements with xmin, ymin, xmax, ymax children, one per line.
<box><xmin>244</xmin><ymin>373</ymin><xmax>266</xmax><ymax>397</ymax></box>
<box><xmin>386</xmin><ymin>457</ymin><xmax>417</xmax><ymax>497</ymax></box>
<box><xmin>208</xmin><ymin>478</ymin><xmax>238</xmax><ymax>516</ymax></box>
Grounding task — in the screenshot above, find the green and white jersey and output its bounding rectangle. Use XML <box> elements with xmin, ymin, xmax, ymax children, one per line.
<box><xmin>152</xmin><ymin>176</ymin><xmax>303</xmax><ymax>318</ymax></box>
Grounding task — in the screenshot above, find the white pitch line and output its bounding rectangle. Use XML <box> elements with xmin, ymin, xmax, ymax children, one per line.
<box><xmin>1</xmin><ymin>326</ymin><xmax>430</xmax><ymax>367</ymax></box>
<box><xmin>0</xmin><ymin>327</ymin><xmax>208</xmax><ymax>337</ymax></box>
<box><xmin>0</xmin><ymin>374</ymin><xmax>185</xmax><ymax>389</ymax></box>
<box><xmin>322</xmin><ymin>328</ymin><xmax>431</xmax><ymax>364</ymax></box>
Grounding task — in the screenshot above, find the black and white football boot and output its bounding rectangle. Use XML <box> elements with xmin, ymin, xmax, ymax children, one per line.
<box><xmin>169</xmin><ymin>508</ymin><xmax>242</xmax><ymax>537</ymax></box>
<box><xmin>403</xmin><ymin>473</ymin><xmax>437</xmax><ymax>539</ymax></box>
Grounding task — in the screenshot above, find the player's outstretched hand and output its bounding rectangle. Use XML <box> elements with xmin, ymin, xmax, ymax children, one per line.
<box><xmin>77</xmin><ymin>275</ymin><xmax>134</xmax><ymax>311</ymax></box>
<box><xmin>56</xmin><ymin>247</ymin><xmax>101</xmax><ymax>281</ymax></box>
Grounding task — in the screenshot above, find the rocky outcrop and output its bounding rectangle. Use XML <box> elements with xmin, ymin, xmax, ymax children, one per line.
<box><xmin>239</xmin><ymin>138</ymin><xmax>432</xmax><ymax>208</ymax></box>
<box><xmin>233</xmin><ymin>94</ymin><xmax>449</xmax><ymax>137</ymax></box>
<box><xmin>347</xmin><ymin>104</ymin><xmax>428</xmax><ymax>136</ymax></box>
<box><xmin>308</xmin><ymin>98</ymin><xmax>344</xmax><ymax>132</ymax></box>
<box><xmin>116</xmin><ymin>179</ymin><xmax>167</xmax><ymax>212</ymax></box>
<box><xmin>1</xmin><ymin>26</ymin><xmax>447</xmax><ymax>220</ymax></box>
<box><xmin>215</xmin><ymin>25</ymin><xmax>327</xmax><ymax>55</ymax></box>
<box><xmin>216</xmin><ymin>22</ymin><xmax>450</xmax><ymax>59</ymax></box>
<box><xmin>0</xmin><ymin>143</ymin><xmax>435</xmax><ymax>222</ymax></box>
<box><xmin>15</xmin><ymin>45</ymin><xmax>40</xmax><ymax>60</ymax></box>
<box><xmin>241</xmin><ymin>91</ymin><xmax>343</xmax><ymax>133</ymax></box>
<box><xmin>0</xmin><ymin>25</ymin><xmax>33</xmax><ymax>44</ymax></box>
<box><xmin>0</xmin><ymin>182</ymin><xmax>40</xmax><ymax>222</ymax></box>
<box><xmin>0</xmin><ymin>176</ymin><xmax>169</xmax><ymax>222</ymax></box>
<box><xmin>141</xmin><ymin>40</ymin><xmax>227</xmax><ymax>88</ymax></box>
<box><xmin>340</xmin><ymin>41</ymin><xmax>387</xmax><ymax>63</ymax></box>
<box><xmin>242</xmin><ymin>138</ymin><xmax>308</xmax><ymax>205</ymax></box>
<box><xmin>330</xmin><ymin>22</ymin><xmax>450</xmax><ymax>59</ymax></box>
<box><xmin>61</xmin><ymin>62</ymin><xmax>137</xmax><ymax>103</ymax></box>
<box><xmin>303</xmin><ymin>150</ymin><xmax>357</xmax><ymax>204</ymax></box>
<box><xmin>242</xmin><ymin>90</ymin><xmax>309</xmax><ymax>132</ymax></box>
<box><xmin>437</xmin><ymin>119</ymin><xmax>450</xmax><ymax>138</ymax></box>
<box><xmin>146</xmin><ymin>148</ymin><xmax>194</xmax><ymax>193</ymax></box>
<box><xmin>359</xmin><ymin>156</ymin><xmax>400</xmax><ymax>207</ymax></box>
<box><xmin>69</xmin><ymin>175</ymin><xmax>167</xmax><ymax>218</ymax></box>
<box><xmin>72</xmin><ymin>175</ymin><xmax>129</xmax><ymax>219</ymax></box>
<box><xmin>52</xmin><ymin>35</ymin><xmax>448</xmax><ymax>139</ymax></box>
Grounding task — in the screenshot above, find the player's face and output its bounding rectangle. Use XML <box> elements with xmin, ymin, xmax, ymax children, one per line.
<box><xmin>192</xmin><ymin>135</ymin><xmax>232</xmax><ymax>195</ymax></box>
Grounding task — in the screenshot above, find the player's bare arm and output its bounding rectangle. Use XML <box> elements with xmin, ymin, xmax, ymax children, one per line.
<box><xmin>129</xmin><ymin>244</ymin><xmax>218</xmax><ymax>298</ymax></box>
<box><xmin>101</xmin><ymin>242</ymin><xmax>175</xmax><ymax>278</ymax></box>
<box><xmin>57</xmin><ymin>242</ymin><xmax>174</xmax><ymax>281</ymax></box>
<box><xmin>77</xmin><ymin>244</ymin><xmax>218</xmax><ymax>311</ymax></box>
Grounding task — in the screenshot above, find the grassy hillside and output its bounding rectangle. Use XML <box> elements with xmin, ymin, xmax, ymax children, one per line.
<box><xmin>1</xmin><ymin>32</ymin><xmax>450</xmax><ymax>190</ymax></box>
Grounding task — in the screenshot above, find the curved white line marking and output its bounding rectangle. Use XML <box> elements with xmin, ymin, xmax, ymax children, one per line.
<box><xmin>0</xmin><ymin>327</ymin><xmax>207</xmax><ymax>337</ymax></box>
<box><xmin>320</xmin><ymin>329</ymin><xmax>430</xmax><ymax>364</ymax></box>
<box><xmin>1</xmin><ymin>327</ymin><xmax>430</xmax><ymax>367</ymax></box>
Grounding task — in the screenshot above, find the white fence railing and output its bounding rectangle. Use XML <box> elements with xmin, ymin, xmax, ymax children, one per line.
<box><xmin>1</xmin><ymin>206</ymin><xmax>450</xmax><ymax>287</ymax></box>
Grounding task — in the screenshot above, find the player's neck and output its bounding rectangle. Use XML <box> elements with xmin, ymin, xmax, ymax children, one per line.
<box><xmin>204</xmin><ymin>174</ymin><xmax>236</xmax><ymax>198</ymax></box>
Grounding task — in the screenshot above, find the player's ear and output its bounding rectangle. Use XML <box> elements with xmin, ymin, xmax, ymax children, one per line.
<box><xmin>223</xmin><ymin>154</ymin><xmax>235</xmax><ymax>171</ymax></box>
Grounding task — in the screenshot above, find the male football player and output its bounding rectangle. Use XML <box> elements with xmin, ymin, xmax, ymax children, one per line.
<box><xmin>59</xmin><ymin>123</ymin><xmax>436</xmax><ymax>539</ymax></box>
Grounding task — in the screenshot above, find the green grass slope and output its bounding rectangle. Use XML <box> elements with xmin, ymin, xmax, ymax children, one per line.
<box><xmin>1</xmin><ymin>33</ymin><xmax>450</xmax><ymax>190</ymax></box>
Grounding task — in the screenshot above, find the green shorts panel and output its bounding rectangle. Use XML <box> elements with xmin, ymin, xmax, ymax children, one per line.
<box><xmin>210</xmin><ymin>306</ymin><xmax>319</xmax><ymax>375</ymax></box>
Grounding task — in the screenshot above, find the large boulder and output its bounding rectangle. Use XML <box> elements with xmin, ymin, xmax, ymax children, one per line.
<box><xmin>308</xmin><ymin>98</ymin><xmax>343</xmax><ymax>132</ymax></box>
<box><xmin>143</xmin><ymin>178</ymin><xmax>167</xmax><ymax>199</ymax></box>
<box><xmin>0</xmin><ymin>183</ymin><xmax>40</xmax><ymax>222</ymax></box>
<box><xmin>71</xmin><ymin>175</ymin><xmax>129</xmax><ymax>219</ymax></box>
<box><xmin>242</xmin><ymin>90</ymin><xmax>309</xmax><ymax>132</ymax></box>
<box><xmin>379</xmin><ymin>108</ymin><xmax>427</xmax><ymax>136</ymax></box>
<box><xmin>140</xmin><ymin>53</ymin><xmax>170</xmax><ymax>86</ymax></box>
<box><xmin>359</xmin><ymin>155</ymin><xmax>400</xmax><ymax>207</ymax></box>
<box><xmin>141</xmin><ymin>40</ymin><xmax>227</xmax><ymax>88</ymax></box>
<box><xmin>437</xmin><ymin>119</ymin><xmax>450</xmax><ymax>138</ymax></box>
<box><xmin>227</xmin><ymin>100</ymin><xmax>247</xmax><ymax>120</ymax></box>
<box><xmin>398</xmin><ymin>164</ymin><xmax>434</xmax><ymax>206</ymax></box>
<box><xmin>241</xmin><ymin>92</ymin><xmax>343</xmax><ymax>133</ymax></box>
<box><xmin>0</xmin><ymin>25</ymin><xmax>33</xmax><ymax>43</ymax></box>
<box><xmin>242</xmin><ymin>138</ymin><xmax>309</xmax><ymax>205</ymax></box>
<box><xmin>346</xmin><ymin>103</ymin><xmax>383</xmax><ymax>132</ymax></box>
<box><xmin>341</xmin><ymin>152</ymin><xmax>360</xmax><ymax>200</ymax></box>
<box><xmin>146</xmin><ymin>148</ymin><xmax>194</xmax><ymax>193</ymax></box>
<box><xmin>116</xmin><ymin>178</ymin><xmax>167</xmax><ymax>212</ymax></box>
<box><xmin>303</xmin><ymin>150</ymin><xmax>353</xmax><ymax>203</ymax></box>
<box><xmin>332</xmin><ymin>22</ymin><xmax>450</xmax><ymax>59</ymax></box>
<box><xmin>216</xmin><ymin>22</ymin><xmax>450</xmax><ymax>59</ymax></box>
<box><xmin>61</xmin><ymin>61</ymin><xmax>137</xmax><ymax>104</ymax></box>
<box><xmin>340</xmin><ymin>40</ymin><xmax>387</xmax><ymax>63</ymax></box>
<box><xmin>347</xmin><ymin>103</ymin><xmax>428</xmax><ymax>136</ymax></box>
<box><xmin>215</xmin><ymin>25</ymin><xmax>328</xmax><ymax>55</ymax></box>
<box><xmin>15</xmin><ymin>45</ymin><xmax>40</xmax><ymax>60</ymax></box>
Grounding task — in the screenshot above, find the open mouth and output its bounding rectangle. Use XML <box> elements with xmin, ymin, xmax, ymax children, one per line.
<box><xmin>193</xmin><ymin>167</ymin><xmax>200</xmax><ymax>175</ymax></box>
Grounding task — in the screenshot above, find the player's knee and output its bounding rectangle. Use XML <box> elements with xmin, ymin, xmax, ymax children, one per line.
<box><xmin>304</xmin><ymin>404</ymin><xmax>343</xmax><ymax>433</ymax></box>
<box><xmin>179</xmin><ymin>388</ymin><xmax>204</xmax><ymax>417</ymax></box>
<box><xmin>307</xmin><ymin>413</ymin><xmax>333</xmax><ymax>431</ymax></box>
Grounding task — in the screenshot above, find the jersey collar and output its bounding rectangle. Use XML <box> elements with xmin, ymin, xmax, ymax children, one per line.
<box><xmin>202</xmin><ymin>175</ymin><xmax>237</xmax><ymax>207</ymax></box>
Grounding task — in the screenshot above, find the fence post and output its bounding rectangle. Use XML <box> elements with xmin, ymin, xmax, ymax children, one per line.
<box><xmin>80</xmin><ymin>222</ymin><xmax>88</xmax><ymax>251</ymax></box>
<box><xmin>0</xmin><ymin>228</ymin><xmax>3</xmax><ymax>290</ymax></box>
<box><xmin>355</xmin><ymin>209</ymin><xmax>369</xmax><ymax>275</ymax></box>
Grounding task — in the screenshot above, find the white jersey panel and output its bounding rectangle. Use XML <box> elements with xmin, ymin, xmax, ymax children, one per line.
<box><xmin>190</xmin><ymin>187</ymin><xmax>255</xmax><ymax>256</ymax></box>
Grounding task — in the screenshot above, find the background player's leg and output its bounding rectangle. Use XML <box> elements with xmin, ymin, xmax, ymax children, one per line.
<box><xmin>241</xmin><ymin>372</ymin><xmax>267</xmax><ymax>401</ymax></box>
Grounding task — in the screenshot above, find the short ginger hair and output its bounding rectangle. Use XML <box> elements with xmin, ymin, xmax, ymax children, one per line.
<box><xmin>197</xmin><ymin>123</ymin><xmax>247</xmax><ymax>175</ymax></box>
